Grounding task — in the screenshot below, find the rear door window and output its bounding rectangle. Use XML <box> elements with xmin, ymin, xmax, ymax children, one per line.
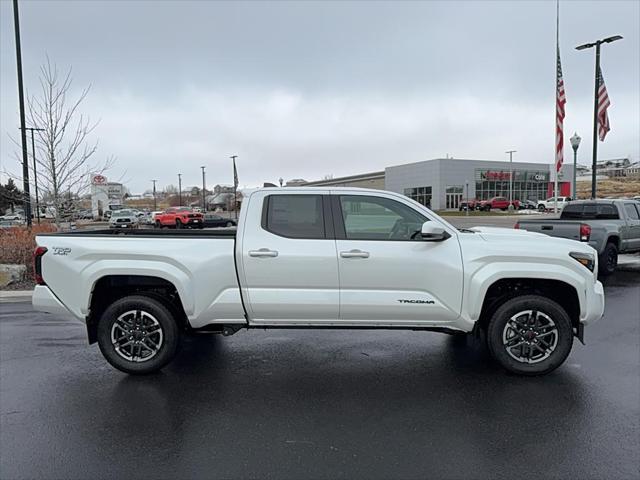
<box><xmin>263</xmin><ymin>195</ymin><xmax>326</xmax><ymax>239</ymax></box>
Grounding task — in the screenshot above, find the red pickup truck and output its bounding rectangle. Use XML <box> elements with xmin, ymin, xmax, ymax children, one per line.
<box><xmin>155</xmin><ymin>207</ymin><xmax>204</xmax><ymax>229</ymax></box>
<box><xmin>479</xmin><ymin>197</ymin><xmax>520</xmax><ymax>211</ymax></box>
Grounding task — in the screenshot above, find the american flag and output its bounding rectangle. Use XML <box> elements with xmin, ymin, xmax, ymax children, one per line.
<box><xmin>598</xmin><ymin>67</ymin><xmax>611</xmax><ymax>141</ymax></box>
<box><xmin>555</xmin><ymin>46</ymin><xmax>566</xmax><ymax>173</ymax></box>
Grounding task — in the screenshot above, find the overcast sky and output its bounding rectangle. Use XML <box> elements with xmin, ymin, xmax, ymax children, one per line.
<box><xmin>1</xmin><ymin>0</ymin><xmax>638</xmax><ymax>193</ymax></box>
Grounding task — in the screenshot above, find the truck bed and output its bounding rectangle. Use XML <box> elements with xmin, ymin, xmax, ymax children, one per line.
<box><xmin>39</xmin><ymin>228</ymin><xmax>237</xmax><ymax>238</ymax></box>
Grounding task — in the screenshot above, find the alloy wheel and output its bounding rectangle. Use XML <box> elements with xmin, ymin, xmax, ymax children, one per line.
<box><xmin>111</xmin><ymin>310</ymin><xmax>164</xmax><ymax>363</ymax></box>
<box><xmin>502</xmin><ymin>310</ymin><xmax>558</xmax><ymax>364</ymax></box>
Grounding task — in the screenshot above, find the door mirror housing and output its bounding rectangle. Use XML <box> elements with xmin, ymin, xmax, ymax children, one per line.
<box><xmin>421</xmin><ymin>222</ymin><xmax>450</xmax><ymax>241</ymax></box>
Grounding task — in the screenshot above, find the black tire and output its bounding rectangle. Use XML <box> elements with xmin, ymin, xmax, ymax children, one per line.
<box><xmin>226</xmin><ymin>221</ymin><xmax>233</xmax><ymax>227</ymax></box>
<box><xmin>155</xmin><ymin>221</ymin><xmax>161</xmax><ymax>229</ymax></box>
<box><xmin>175</xmin><ymin>219</ymin><xmax>182</xmax><ymax>229</ymax></box>
<box><xmin>485</xmin><ymin>206</ymin><xmax>491</xmax><ymax>212</ymax></box>
<box><xmin>97</xmin><ymin>295</ymin><xmax>179</xmax><ymax>375</ymax></box>
<box><xmin>486</xmin><ymin>295</ymin><xmax>573</xmax><ymax>376</ymax></box>
<box><xmin>538</xmin><ymin>204</ymin><xmax>545</xmax><ymax>212</ymax></box>
<box><xmin>598</xmin><ymin>242</ymin><xmax>618</xmax><ymax>276</ymax></box>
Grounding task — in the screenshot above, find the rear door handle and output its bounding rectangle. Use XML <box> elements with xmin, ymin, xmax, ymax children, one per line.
<box><xmin>248</xmin><ymin>248</ymin><xmax>279</xmax><ymax>258</ymax></box>
<box><xmin>340</xmin><ymin>249</ymin><xmax>370</xmax><ymax>258</ymax></box>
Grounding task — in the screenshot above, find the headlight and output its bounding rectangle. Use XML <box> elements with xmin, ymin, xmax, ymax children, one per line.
<box><xmin>570</xmin><ymin>251</ymin><xmax>595</xmax><ymax>272</ymax></box>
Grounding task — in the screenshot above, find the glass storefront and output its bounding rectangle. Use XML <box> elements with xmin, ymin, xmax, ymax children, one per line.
<box><xmin>475</xmin><ymin>169</ymin><xmax>549</xmax><ymax>202</ymax></box>
<box><xmin>404</xmin><ymin>186</ymin><xmax>432</xmax><ymax>207</ymax></box>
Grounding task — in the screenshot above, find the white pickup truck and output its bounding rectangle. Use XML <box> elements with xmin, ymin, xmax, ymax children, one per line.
<box><xmin>32</xmin><ymin>187</ymin><xmax>605</xmax><ymax>376</ymax></box>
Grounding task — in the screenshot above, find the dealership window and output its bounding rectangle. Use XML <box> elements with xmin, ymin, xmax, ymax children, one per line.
<box><xmin>404</xmin><ymin>186</ymin><xmax>432</xmax><ymax>208</ymax></box>
<box><xmin>475</xmin><ymin>170</ymin><xmax>549</xmax><ymax>202</ymax></box>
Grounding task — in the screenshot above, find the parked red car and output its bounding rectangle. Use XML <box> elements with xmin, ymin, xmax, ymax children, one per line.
<box><xmin>155</xmin><ymin>207</ymin><xmax>204</xmax><ymax>229</ymax></box>
<box><xmin>478</xmin><ymin>197</ymin><xmax>520</xmax><ymax>211</ymax></box>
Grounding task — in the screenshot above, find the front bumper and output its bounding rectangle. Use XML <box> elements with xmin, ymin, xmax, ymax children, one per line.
<box><xmin>32</xmin><ymin>285</ymin><xmax>80</xmax><ymax>321</ymax></box>
<box><xmin>581</xmin><ymin>280</ymin><xmax>605</xmax><ymax>326</ymax></box>
<box><xmin>110</xmin><ymin>223</ymin><xmax>136</xmax><ymax>228</ymax></box>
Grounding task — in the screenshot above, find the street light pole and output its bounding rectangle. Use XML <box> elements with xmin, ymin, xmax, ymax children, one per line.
<box><xmin>465</xmin><ymin>180</ymin><xmax>469</xmax><ymax>217</ymax></box>
<box><xmin>200</xmin><ymin>166</ymin><xmax>206</xmax><ymax>212</ymax></box>
<box><xmin>177</xmin><ymin>173</ymin><xmax>182</xmax><ymax>206</ymax></box>
<box><xmin>151</xmin><ymin>180</ymin><xmax>157</xmax><ymax>211</ymax></box>
<box><xmin>570</xmin><ymin>132</ymin><xmax>581</xmax><ymax>199</ymax></box>
<box><xmin>506</xmin><ymin>150</ymin><xmax>516</xmax><ymax>210</ymax></box>
<box><xmin>21</xmin><ymin>127</ymin><xmax>45</xmax><ymax>223</ymax></box>
<box><xmin>12</xmin><ymin>0</ymin><xmax>32</xmax><ymax>226</ymax></box>
<box><xmin>576</xmin><ymin>35</ymin><xmax>623</xmax><ymax>199</ymax></box>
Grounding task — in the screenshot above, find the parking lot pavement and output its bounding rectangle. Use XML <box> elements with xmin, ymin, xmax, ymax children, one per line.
<box><xmin>1</xmin><ymin>271</ymin><xmax>639</xmax><ymax>480</ymax></box>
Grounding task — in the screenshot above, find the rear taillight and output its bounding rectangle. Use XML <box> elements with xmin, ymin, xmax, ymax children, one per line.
<box><xmin>514</xmin><ymin>222</ymin><xmax>520</xmax><ymax>229</ymax></box>
<box><xmin>579</xmin><ymin>223</ymin><xmax>591</xmax><ymax>242</ymax></box>
<box><xmin>33</xmin><ymin>246</ymin><xmax>47</xmax><ymax>285</ymax></box>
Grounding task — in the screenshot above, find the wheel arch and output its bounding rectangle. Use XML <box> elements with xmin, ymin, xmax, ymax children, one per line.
<box><xmin>86</xmin><ymin>275</ymin><xmax>189</xmax><ymax>344</ymax></box>
<box><xmin>475</xmin><ymin>277</ymin><xmax>581</xmax><ymax>335</ymax></box>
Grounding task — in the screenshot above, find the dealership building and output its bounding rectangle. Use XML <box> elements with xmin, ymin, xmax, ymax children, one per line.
<box><xmin>305</xmin><ymin>158</ymin><xmax>574</xmax><ymax>210</ymax></box>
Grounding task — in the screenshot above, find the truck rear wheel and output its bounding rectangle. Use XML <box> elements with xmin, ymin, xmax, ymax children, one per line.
<box><xmin>97</xmin><ymin>295</ymin><xmax>179</xmax><ymax>375</ymax></box>
<box><xmin>486</xmin><ymin>295</ymin><xmax>573</xmax><ymax>376</ymax></box>
<box><xmin>598</xmin><ymin>242</ymin><xmax>618</xmax><ymax>276</ymax></box>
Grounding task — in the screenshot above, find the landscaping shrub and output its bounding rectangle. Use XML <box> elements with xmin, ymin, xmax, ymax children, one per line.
<box><xmin>0</xmin><ymin>224</ymin><xmax>57</xmax><ymax>280</ymax></box>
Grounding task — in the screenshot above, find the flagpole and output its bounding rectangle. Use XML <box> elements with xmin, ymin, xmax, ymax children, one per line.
<box><xmin>554</xmin><ymin>0</ymin><xmax>559</xmax><ymax>214</ymax></box>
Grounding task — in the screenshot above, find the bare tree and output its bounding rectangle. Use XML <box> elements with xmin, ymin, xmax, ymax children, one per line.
<box><xmin>26</xmin><ymin>58</ymin><xmax>113</xmax><ymax>223</ymax></box>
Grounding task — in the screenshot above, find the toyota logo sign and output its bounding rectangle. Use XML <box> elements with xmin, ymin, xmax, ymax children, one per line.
<box><xmin>91</xmin><ymin>174</ymin><xmax>107</xmax><ymax>185</ymax></box>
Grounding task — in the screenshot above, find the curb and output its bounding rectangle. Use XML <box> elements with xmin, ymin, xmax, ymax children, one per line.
<box><xmin>0</xmin><ymin>290</ymin><xmax>33</xmax><ymax>302</ymax></box>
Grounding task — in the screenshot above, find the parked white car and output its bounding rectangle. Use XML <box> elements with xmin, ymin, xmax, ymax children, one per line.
<box><xmin>33</xmin><ymin>187</ymin><xmax>604</xmax><ymax>376</ymax></box>
<box><xmin>538</xmin><ymin>196</ymin><xmax>572</xmax><ymax>212</ymax></box>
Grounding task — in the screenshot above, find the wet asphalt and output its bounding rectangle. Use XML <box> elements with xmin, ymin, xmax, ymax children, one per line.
<box><xmin>1</xmin><ymin>271</ymin><xmax>639</xmax><ymax>480</ymax></box>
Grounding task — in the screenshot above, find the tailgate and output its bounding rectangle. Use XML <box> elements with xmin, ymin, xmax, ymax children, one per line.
<box><xmin>517</xmin><ymin>221</ymin><xmax>582</xmax><ymax>241</ymax></box>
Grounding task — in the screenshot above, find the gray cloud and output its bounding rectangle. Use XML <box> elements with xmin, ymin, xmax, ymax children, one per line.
<box><xmin>1</xmin><ymin>0</ymin><xmax>638</xmax><ymax>192</ymax></box>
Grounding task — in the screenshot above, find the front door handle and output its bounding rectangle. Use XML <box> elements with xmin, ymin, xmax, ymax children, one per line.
<box><xmin>249</xmin><ymin>248</ymin><xmax>279</xmax><ymax>258</ymax></box>
<box><xmin>340</xmin><ymin>249</ymin><xmax>370</xmax><ymax>258</ymax></box>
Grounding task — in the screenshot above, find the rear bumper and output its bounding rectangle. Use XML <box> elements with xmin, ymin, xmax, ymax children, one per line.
<box><xmin>581</xmin><ymin>280</ymin><xmax>605</xmax><ymax>326</ymax></box>
<box><xmin>32</xmin><ymin>285</ymin><xmax>81</xmax><ymax>321</ymax></box>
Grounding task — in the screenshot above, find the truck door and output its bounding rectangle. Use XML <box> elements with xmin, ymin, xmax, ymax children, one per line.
<box><xmin>332</xmin><ymin>193</ymin><xmax>464</xmax><ymax>325</ymax></box>
<box><xmin>239</xmin><ymin>191</ymin><xmax>339</xmax><ymax>324</ymax></box>
<box><xmin>622</xmin><ymin>203</ymin><xmax>640</xmax><ymax>251</ymax></box>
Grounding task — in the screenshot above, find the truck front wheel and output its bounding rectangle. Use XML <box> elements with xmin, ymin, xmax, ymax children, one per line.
<box><xmin>97</xmin><ymin>295</ymin><xmax>179</xmax><ymax>375</ymax></box>
<box><xmin>486</xmin><ymin>295</ymin><xmax>573</xmax><ymax>376</ymax></box>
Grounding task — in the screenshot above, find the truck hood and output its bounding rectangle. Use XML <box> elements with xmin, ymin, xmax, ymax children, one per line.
<box><xmin>467</xmin><ymin>226</ymin><xmax>595</xmax><ymax>255</ymax></box>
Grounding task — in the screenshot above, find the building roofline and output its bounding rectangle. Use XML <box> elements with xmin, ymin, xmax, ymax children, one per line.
<box><xmin>304</xmin><ymin>171</ymin><xmax>385</xmax><ymax>186</ymax></box>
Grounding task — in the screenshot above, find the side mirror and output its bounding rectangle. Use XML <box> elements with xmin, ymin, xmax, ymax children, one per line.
<box><xmin>421</xmin><ymin>222</ymin><xmax>450</xmax><ymax>242</ymax></box>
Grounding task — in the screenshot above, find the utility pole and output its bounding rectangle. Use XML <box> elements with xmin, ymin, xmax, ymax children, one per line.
<box><xmin>151</xmin><ymin>180</ymin><xmax>157</xmax><ymax>211</ymax></box>
<box><xmin>12</xmin><ymin>0</ymin><xmax>32</xmax><ymax>226</ymax></box>
<box><xmin>506</xmin><ymin>150</ymin><xmax>516</xmax><ymax>210</ymax></box>
<box><xmin>576</xmin><ymin>35</ymin><xmax>623</xmax><ymax>199</ymax></box>
<box><xmin>231</xmin><ymin>155</ymin><xmax>238</xmax><ymax>219</ymax></box>
<box><xmin>177</xmin><ymin>173</ymin><xmax>182</xmax><ymax>206</ymax></box>
<box><xmin>200</xmin><ymin>166</ymin><xmax>206</xmax><ymax>212</ymax></box>
<box><xmin>21</xmin><ymin>127</ymin><xmax>45</xmax><ymax>223</ymax></box>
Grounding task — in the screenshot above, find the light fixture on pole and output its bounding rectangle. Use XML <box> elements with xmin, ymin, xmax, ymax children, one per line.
<box><xmin>200</xmin><ymin>166</ymin><xmax>206</xmax><ymax>211</ymax></box>
<box><xmin>177</xmin><ymin>173</ymin><xmax>182</xmax><ymax>206</ymax></box>
<box><xmin>506</xmin><ymin>150</ymin><xmax>516</xmax><ymax>211</ymax></box>
<box><xmin>576</xmin><ymin>34</ymin><xmax>623</xmax><ymax>199</ymax></box>
<box><xmin>569</xmin><ymin>132</ymin><xmax>581</xmax><ymax>199</ymax></box>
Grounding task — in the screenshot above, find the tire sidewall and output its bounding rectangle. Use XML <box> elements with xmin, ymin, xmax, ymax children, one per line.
<box><xmin>487</xmin><ymin>295</ymin><xmax>573</xmax><ymax>376</ymax></box>
<box><xmin>97</xmin><ymin>295</ymin><xmax>179</xmax><ymax>374</ymax></box>
<box><xmin>599</xmin><ymin>243</ymin><xmax>618</xmax><ymax>276</ymax></box>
